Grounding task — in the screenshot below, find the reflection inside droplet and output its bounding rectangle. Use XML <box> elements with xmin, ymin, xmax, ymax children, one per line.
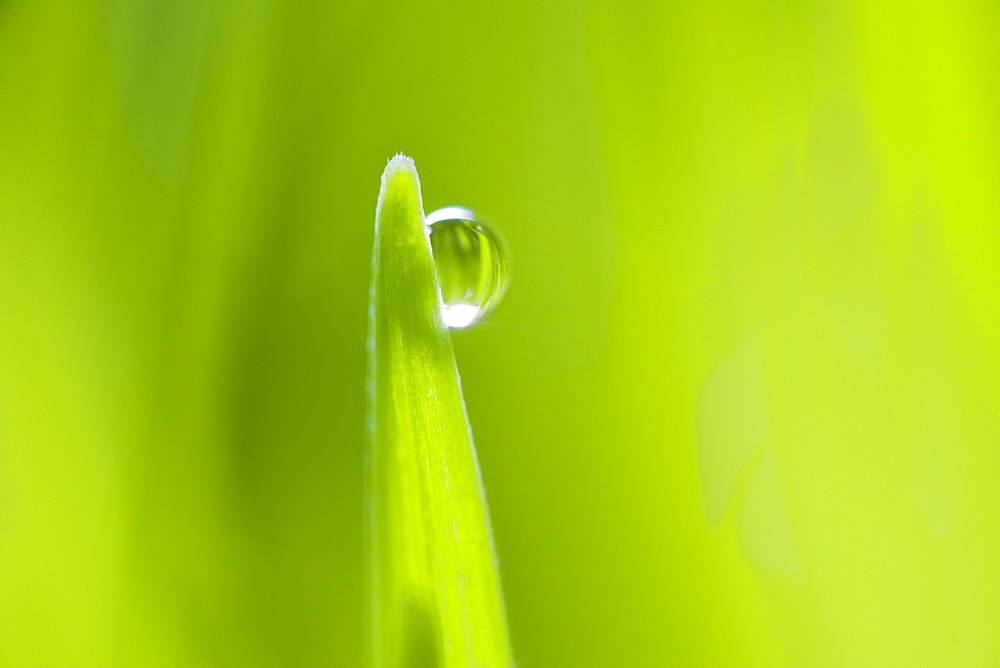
<box><xmin>426</xmin><ymin>206</ymin><xmax>510</xmax><ymax>328</ymax></box>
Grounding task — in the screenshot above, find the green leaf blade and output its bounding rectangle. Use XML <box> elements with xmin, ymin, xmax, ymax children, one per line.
<box><xmin>366</xmin><ymin>155</ymin><xmax>511</xmax><ymax>668</ymax></box>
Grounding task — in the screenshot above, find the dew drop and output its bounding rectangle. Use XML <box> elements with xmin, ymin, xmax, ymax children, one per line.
<box><xmin>426</xmin><ymin>206</ymin><xmax>510</xmax><ymax>328</ymax></box>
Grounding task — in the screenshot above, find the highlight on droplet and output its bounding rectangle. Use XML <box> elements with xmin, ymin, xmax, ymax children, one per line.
<box><xmin>441</xmin><ymin>304</ymin><xmax>481</xmax><ymax>328</ymax></box>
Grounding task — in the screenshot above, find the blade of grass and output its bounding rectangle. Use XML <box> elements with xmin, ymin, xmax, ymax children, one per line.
<box><xmin>365</xmin><ymin>155</ymin><xmax>512</xmax><ymax>667</ymax></box>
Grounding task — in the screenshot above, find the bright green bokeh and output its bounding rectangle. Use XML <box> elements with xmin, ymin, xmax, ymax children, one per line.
<box><xmin>1</xmin><ymin>1</ymin><xmax>997</xmax><ymax>666</ymax></box>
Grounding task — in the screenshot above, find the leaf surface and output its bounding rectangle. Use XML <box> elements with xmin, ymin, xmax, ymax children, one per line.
<box><xmin>365</xmin><ymin>155</ymin><xmax>511</xmax><ymax>667</ymax></box>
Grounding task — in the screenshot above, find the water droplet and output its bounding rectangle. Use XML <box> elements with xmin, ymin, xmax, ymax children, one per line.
<box><xmin>426</xmin><ymin>206</ymin><xmax>510</xmax><ymax>328</ymax></box>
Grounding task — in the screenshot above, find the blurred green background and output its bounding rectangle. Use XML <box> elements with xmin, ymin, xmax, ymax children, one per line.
<box><xmin>1</xmin><ymin>1</ymin><xmax>998</xmax><ymax>665</ymax></box>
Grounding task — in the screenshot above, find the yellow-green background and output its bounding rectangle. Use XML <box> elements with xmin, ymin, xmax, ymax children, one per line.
<box><xmin>1</xmin><ymin>1</ymin><xmax>998</xmax><ymax>665</ymax></box>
